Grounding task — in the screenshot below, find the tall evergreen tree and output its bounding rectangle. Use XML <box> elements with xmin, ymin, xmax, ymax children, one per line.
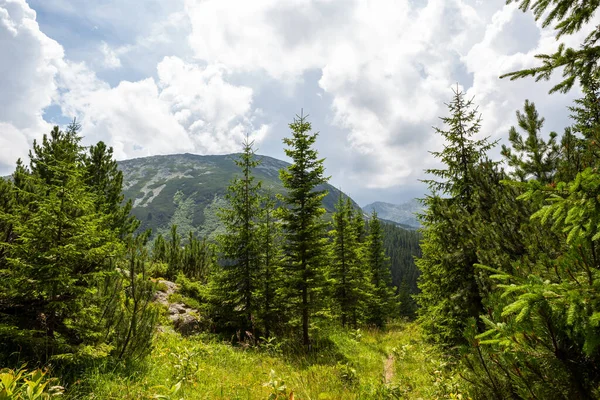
<box><xmin>417</xmin><ymin>88</ymin><xmax>495</xmax><ymax>345</ymax></box>
<box><xmin>278</xmin><ymin>111</ymin><xmax>329</xmax><ymax>347</ymax></box>
<box><xmin>256</xmin><ymin>191</ymin><xmax>283</xmax><ymax>338</ymax></box>
<box><xmin>329</xmin><ymin>194</ymin><xmax>368</xmax><ymax>328</ymax></box>
<box><xmin>365</xmin><ymin>211</ymin><xmax>396</xmax><ymax>328</ymax></box>
<box><xmin>213</xmin><ymin>136</ymin><xmax>263</xmax><ymax>336</ymax></box>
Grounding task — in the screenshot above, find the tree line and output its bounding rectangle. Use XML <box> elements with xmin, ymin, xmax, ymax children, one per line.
<box><xmin>0</xmin><ymin>112</ymin><xmax>402</xmax><ymax>368</ymax></box>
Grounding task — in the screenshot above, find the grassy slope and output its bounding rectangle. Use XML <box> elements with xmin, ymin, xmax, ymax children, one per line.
<box><xmin>66</xmin><ymin>323</ymin><xmax>463</xmax><ymax>399</ymax></box>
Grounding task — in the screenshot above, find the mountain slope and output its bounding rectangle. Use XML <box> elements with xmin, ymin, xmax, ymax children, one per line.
<box><xmin>362</xmin><ymin>200</ymin><xmax>423</xmax><ymax>229</ymax></box>
<box><xmin>118</xmin><ymin>153</ymin><xmax>356</xmax><ymax>239</ymax></box>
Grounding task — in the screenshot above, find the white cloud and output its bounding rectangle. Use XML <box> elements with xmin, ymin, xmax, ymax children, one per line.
<box><xmin>0</xmin><ymin>0</ymin><xmax>63</xmax><ymax>169</ymax></box>
<box><xmin>100</xmin><ymin>41</ymin><xmax>121</xmax><ymax>69</ymax></box>
<box><xmin>0</xmin><ymin>0</ymin><xmax>267</xmax><ymax>171</ymax></box>
<box><xmin>183</xmin><ymin>0</ymin><xmax>595</xmax><ymax>191</ymax></box>
<box><xmin>57</xmin><ymin>56</ymin><xmax>267</xmax><ymax>160</ymax></box>
<box><xmin>1</xmin><ymin>0</ymin><xmax>596</xmax><ymax>203</ymax></box>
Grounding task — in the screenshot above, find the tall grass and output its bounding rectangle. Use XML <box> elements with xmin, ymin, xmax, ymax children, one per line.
<box><xmin>46</xmin><ymin>322</ymin><xmax>464</xmax><ymax>399</ymax></box>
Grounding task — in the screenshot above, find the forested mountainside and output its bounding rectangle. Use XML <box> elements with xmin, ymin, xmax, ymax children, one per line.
<box><xmin>362</xmin><ymin>200</ymin><xmax>423</xmax><ymax>229</ymax></box>
<box><xmin>118</xmin><ymin>153</ymin><xmax>358</xmax><ymax>239</ymax></box>
<box><xmin>118</xmin><ymin>153</ymin><xmax>422</xmax><ymax>297</ymax></box>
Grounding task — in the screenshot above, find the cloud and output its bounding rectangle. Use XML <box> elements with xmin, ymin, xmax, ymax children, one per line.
<box><xmin>0</xmin><ymin>0</ymin><xmax>267</xmax><ymax>172</ymax></box>
<box><xmin>100</xmin><ymin>41</ymin><xmax>121</xmax><ymax>69</ymax></box>
<box><xmin>2</xmin><ymin>0</ymin><xmax>597</xmax><ymax>204</ymax></box>
<box><xmin>0</xmin><ymin>0</ymin><xmax>63</xmax><ymax>169</ymax></box>
<box><xmin>182</xmin><ymin>0</ymin><xmax>596</xmax><ymax>193</ymax></box>
<box><xmin>57</xmin><ymin>56</ymin><xmax>267</xmax><ymax>160</ymax></box>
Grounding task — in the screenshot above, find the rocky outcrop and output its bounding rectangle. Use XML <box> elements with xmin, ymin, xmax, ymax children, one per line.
<box><xmin>153</xmin><ymin>279</ymin><xmax>202</xmax><ymax>336</ymax></box>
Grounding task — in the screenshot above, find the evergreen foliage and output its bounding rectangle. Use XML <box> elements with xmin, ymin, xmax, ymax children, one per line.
<box><xmin>0</xmin><ymin>123</ymin><xmax>158</xmax><ymax>364</ymax></box>
<box><xmin>83</xmin><ymin>138</ymin><xmax>139</xmax><ymax>237</ymax></box>
<box><xmin>0</xmin><ymin>125</ymin><xmax>122</xmax><ymax>361</ymax></box>
<box><xmin>417</xmin><ymin>88</ymin><xmax>495</xmax><ymax>346</ymax></box>
<box><xmin>278</xmin><ymin>111</ymin><xmax>330</xmax><ymax>347</ymax></box>
<box><xmin>151</xmin><ymin>227</ymin><xmax>213</xmax><ymax>283</ymax></box>
<box><xmin>112</xmin><ymin>233</ymin><xmax>159</xmax><ymax>361</ymax></box>
<box><xmin>212</xmin><ymin>136</ymin><xmax>263</xmax><ymax>336</ymax></box>
<box><xmin>329</xmin><ymin>194</ymin><xmax>370</xmax><ymax>329</ymax></box>
<box><xmin>501</xmin><ymin>100</ymin><xmax>560</xmax><ymax>183</ymax></box>
<box><xmin>255</xmin><ymin>191</ymin><xmax>283</xmax><ymax>338</ymax></box>
<box><xmin>365</xmin><ymin>211</ymin><xmax>397</xmax><ymax>328</ymax></box>
<box><xmin>380</xmin><ymin>222</ymin><xmax>421</xmax><ymax>294</ymax></box>
<box><xmin>502</xmin><ymin>0</ymin><xmax>600</xmax><ymax>93</ymax></box>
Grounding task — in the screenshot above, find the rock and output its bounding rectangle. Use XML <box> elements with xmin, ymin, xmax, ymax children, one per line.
<box><xmin>168</xmin><ymin>303</ymin><xmax>188</xmax><ymax>315</ymax></box>
<box><xmin>173</xmin><ymin>313</ymin><xmax>201</xmax><ymax>336</ymax></box>
<box><xmin>153</xmin><ymin>279</ymin><xmax>178</xmax><ymax>306</ymax></box>
<box><xmin>153</xmin><ymin>278</ymin><xmax>202</xmax><ymax>336</ymax></box>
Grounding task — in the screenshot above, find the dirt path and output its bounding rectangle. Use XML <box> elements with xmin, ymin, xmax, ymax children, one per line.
<box><xmin>384</xmin><ymin>353</ymin><xmax>395</xmax><ymax>384</ymax></box>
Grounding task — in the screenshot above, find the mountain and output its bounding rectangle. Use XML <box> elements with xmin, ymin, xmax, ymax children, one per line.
<box><xmin>362</xmin><ymin>200</ymin><xmax>423</xmax><ymax>229</ymax></box>
<box><xmin>118</xmin><ymin>153</ymin><xmax>358</xmax><ymax>239</ymax></box>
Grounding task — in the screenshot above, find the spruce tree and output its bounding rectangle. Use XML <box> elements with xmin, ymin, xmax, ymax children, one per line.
<box><xmin>213</xmin><ymin>136</ymin><xmax>262</xmax><ymax>337</ymax></box>
<box><xmin>278</xmin><ymin>111</ymin><xmax>329</xmax><ymax>347</ymax></box>
<box><xmin>0</xmin><ymin>125</ymin><xmax>123</xmax><ymax>360</ymax></box>
<box><xmin>417</xmin><ymin>87</ymin><xmax>495</xmax><ymax>345</ymax></box>
<box><xmin>84</xmin><ymin>138</ymin><xmax>139</xmax><ymax>236</ymax></box>
<box><xmin>501</xmin><ymin>100</ymin><xmax>560</xmax><ymax>183</ymax></box>
<box><xmin>256</xmin><ymin>191</ymin><xmax>283</xmax><ymax>338</ymax></box>
<box><xmin>365</xmin><ymin>211</ymin><xmax>396</xmax><ymax>328</ymax></box>
<box><xmin>457</xmin><ymin>83</ymin><xmax>600</xmax><ymax>398</ymax></box>
<box><xmin>329</xmin><ymin>193</ymin><xmax>368</xmax><ymax>328</ymax></box>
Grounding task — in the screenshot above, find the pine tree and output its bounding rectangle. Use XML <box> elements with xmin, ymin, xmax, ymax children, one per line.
<box><xmin>329</xmin><ymin>194</ymin><xmax>368</xmax><ymax>328</ymax></box>
<box><xmin>278</xmin><ymin>111</ymin><xmax>330</xmax><ymax>347</ymax></box>
<box><xmin>501</xmin><ymin>100</ymin><xmax>560</xmax><ymax>183</ymax></box>
<box><xmin>84</xmin><ymin>138</ymin><xmax>139</xmax><ymax>236</ymax></box>
<box><xmin>0</xmin><ymin>125</ymin><xmax>123</xmax><ymax>360</ymax></box>
<box><xmin>113</xmin><ymin>233</ymin><xmax>159</xmax><ymax>361</ymax></box>
<box><xmin>166</xmin><ymin>225</ymin><xmax>183</xmax><ymax>279</ymax></box>
<box><xmin>152</xmin><ymin>233</ymin><xmax>168</xmax><ymax>263</ymax></box>
<box><xmin>417</xmin><ymin>87</ymin><xmax>495</xmax><ymax>345</ymax></box>
<box><xmin>365</xmin><ymin>211</ymin><xmax>396</xmax><ymax>328</ymax></box>
<box><xmin>213</xmin><ymin>136</ymin><xmax>263</xmax><ymax>336</ymax></box>
<box><xmin>256</xmin><ymin>191</ymin><xmax>283</xmax><ymax>338</ymax></box>
<box><xmin>181</xmin><ymin>232</ymin><xmax>213</xmax><ymax>282</ymax></box>
<box><xmin>502</xmin><ymin>0</ymin><xmax>600</xmax><ymax>93</ymax></box>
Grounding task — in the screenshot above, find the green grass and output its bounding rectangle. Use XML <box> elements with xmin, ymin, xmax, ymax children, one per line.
<box><xmin>62</xmin><ymin>322</ymin><xmax>465</xmax><ymax>399</ymax></box>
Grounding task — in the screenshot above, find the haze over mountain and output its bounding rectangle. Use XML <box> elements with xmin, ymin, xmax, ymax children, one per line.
<box><xmin>362</xmin><ymin>200</ymin><xmax>423</xmax><ymax>229</ymax></box>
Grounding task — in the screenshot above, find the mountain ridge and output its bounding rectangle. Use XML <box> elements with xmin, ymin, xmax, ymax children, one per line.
<box><xmin>117</xmin><ymin>152</ymin><xmax>360</xmax><ymax>239</ymax></box>
<box><xmin>362</xmin><ymin>199</ymin><xmax>423</xmax><ymax>229</ymax></box>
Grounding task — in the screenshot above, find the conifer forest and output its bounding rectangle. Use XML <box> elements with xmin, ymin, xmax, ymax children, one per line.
<box><xmin>0</xmin><ymin>0</ymin><xmax>599</xmax><ymax>398</ymax></box>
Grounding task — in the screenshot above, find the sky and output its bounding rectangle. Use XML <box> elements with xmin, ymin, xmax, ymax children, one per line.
<box><xmin>0</xmin><ymin>0</ymin><xmax>597</xmax><ymax>206</ymax></box>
